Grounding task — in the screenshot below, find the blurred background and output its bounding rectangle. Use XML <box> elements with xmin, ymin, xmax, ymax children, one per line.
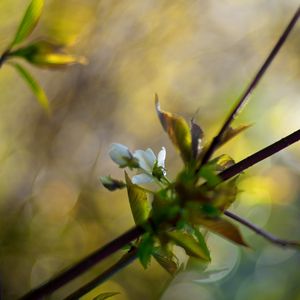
<box><xmin>0</xmin><ymin>0</ymin><xmax>300</xmax><ymax>299</ymax></box>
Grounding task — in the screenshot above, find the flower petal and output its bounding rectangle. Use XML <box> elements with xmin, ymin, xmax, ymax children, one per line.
<box><xmin>133</xmin><ymin>148</ymin><xmax>156</xmax><ymax>172</ymax></box>
<box><xmin>132</xmin><ymin>173</ymin><xmax>154</xmax><ymax>184</ymax></box>
<box><xmin>157</xmin><ymin>147</ymin><xmax>166</xmax><ymax>168</ymax></box>
<box><xmin>109</xmin><ymin>143</ymin><xmax>132</xmax><ymax>167</ymax></box>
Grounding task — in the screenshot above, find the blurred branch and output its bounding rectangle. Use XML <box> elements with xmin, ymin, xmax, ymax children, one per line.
<box><xmin>20</xmin><ymin>128</ymin><xmax>300</xmax><ymax>299</ymax></box>
<box><xmin>63</xmin><ymin>248</ymin><xmax>138</xmax><ymax>300</ymax></box>
<box><xmin>224</xmin><ymin>210</ymin><xmax>300</xmax><ymax>248</ymax></box>
<box><xmin>20</xmin><ymin>226</ymin><xmax>144</xmax><ymax>300</ymax></box>
<box><xmin>198</xmin><ymin>5</ymin><xmax>300</xmax><ymax>168</ymax></box>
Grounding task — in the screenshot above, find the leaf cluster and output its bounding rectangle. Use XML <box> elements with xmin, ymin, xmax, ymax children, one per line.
<box><xmin>101</xmin><ymin>97</ymin><xmax>251</xmax><ymax>274</ymax></box>
<box><xmin>0</xmin><ymin>0</ymin><xmax>86</xmax><ymax>114</ymax></box>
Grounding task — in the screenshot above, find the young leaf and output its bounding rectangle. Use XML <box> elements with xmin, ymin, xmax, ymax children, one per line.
<box><xmin>190</xmin><ymin>119</ymin><xmax>204</xmax><ymax>160</ymax></box>
<box><xmin>198</xmin><ymin>218</ymin><xmax>248</xmax><ymax>247</ymax></box>
<box><xmin>152</xmin><ymin>247</ymin><xmax>179</xmax><ymax>275</ymax></box>
<box><xmin>125</xmin><ymin>172</ymin><xmax>151</xmax><ymax>225</ymax></box>
<box><xmin>100</xmin><ymin>176</ymin><xmax>126</xmax><ymax>191</ymax></box>
<box><xmin>155</xmin><ymin>95</ymin><xmax>192</xmax><ymax>164</ymax></box>
<box><xmin>93</xmin><ymin>292</ymin><xmax>120</xmax><ymax>300</ymax></box>
<box><xmin>192</xmin><ymin>227</ymin><xmax>211</xmax><ymax>260</ymax></box>
<box><xmin>9</xmin><ymin>40</ymin><xmax>87</xmax><ymax>68</ymax></box>
<box><xmin>9</xmin><ymin>0</ymin><xmax>44</xmax><ymax>49</ymax></box>
<box><xmin>198</xmin><ymin>164</ymin><xmax>221</xmax><ymax>187</ymax></box>
<box><xmin>11</xmin><ymin>63</ymin><xmax>50</xmax><ymax>114</ymax></box>
<box><xmin>213</xmin><ymin>178</ymin><xmax>239</xmax><ymax>211</ymax></box>
<box><xmin>166</xmin><ymin>230</ymin><xmax>211</xmax><ymax>261</ymax></box>
<box><xmin>212</xmin><ymin>154</ymin><xmax>235</xmax><ymax>171</ymax></box>
<box><xmin>137</xmin><ymin>233</ymin><xmax>155</xmax><ymax>269</ymax></box>
<box><xmin>219</xmin><ymin>124</ymin><xmax>252</xmax><ymax>147</ymax></box>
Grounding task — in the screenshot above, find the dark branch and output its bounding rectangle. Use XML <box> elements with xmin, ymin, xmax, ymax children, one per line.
<box><xmin>224</xmin><ymin>210</ymin><xmax>300</xmax><ymax>248</ymax></box>
<box><xmin>218</xmin><ymin>129</ymin><xmax>300</xmax><ymax>181</ymax></box>
<box><xmin>20</xmin><ymin>226</ymin><xmax>144</xmax><ymax>300</ymax></box>
<box><xmin>63</xmin><ymin>249</ymin><xmax>138</xmax><ymax>300</ymax></box>
<box><xmin>199</xmin><ymin>5</ymin><xmax>300</xmax><ymax>167</ymax></box>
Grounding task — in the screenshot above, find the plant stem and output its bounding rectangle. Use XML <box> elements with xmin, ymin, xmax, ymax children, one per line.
<box><xmin>63</xmin><ymin>249</ymin><xmax>138</xmax><ymax>300</ymax></box>
<box><xmin>218</xmin><ymin>129</ymin><xmax>300</xmax><ymax>181</ymax></box>
<box><xmin>198</xmin><ymin>5</ymin><xmax>300</xmax><ymax>168</ymax></box>
<box><xmin>20</xmin><ymin>226</ymin><xmax>144</xmax><ymax>300</ymax></box>
<box><xmin>224</xmin><ymin>210</ymin><xmax>300</xmax><ymax>248</ymax></box>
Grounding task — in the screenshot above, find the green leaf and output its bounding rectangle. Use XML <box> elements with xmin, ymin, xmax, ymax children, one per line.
<box><xmin>190</xmin><ymin>119</ymin><xmax>204</xmax><ymax>160</ymax></box>
<box><xmin>197</xmin><ymin>217</ymin><xmax>248</xmax><ymax>247</ymax></box>
<box><xmin>211</xmin><ymin>154</ymin><xmax>235</xmax><ymax>171</ymax></box>
<box><xmin>155</xmin><ymin>95</ymin><xmax>192</xmax><ymax>164</ymax></box>
<box><xmin>198</xmin><ymin>164</ymin><xmax>221</xmax><ymax>187</ymax></box>
<box><xmin>125</xmin><ymin>172</ymin><xmax>151</xmax><ymax>225</ymax></box>
<box><xmin>11</xmin><ymin>63</ymin><xmax>50</xmax><ymax>114</ymax></box>
<box><xmin>93</xmin><ymin>292</ymin><xmax>120</xmax><ymax>300</ymax></box>
<box><xmin>9</xmin><ymin>40</ymin><xmax>87</xmax><ymax>68</ymax></box>
<box><xmin>137</xmin><ymin>233</ymin><xmax>155</xmax><ymax>269</ymax></box>
<box><xmin>213</xmin><ymin>177</ymin><xmax>239</xmax><ymax>211</ymax></box>
<box><xmin>12</xmin><ymin>41</ymin><xmax>86</xmax><ymax>68</ymax></box>
<box><xmin>192</xmin><ymin>227</ymin><xmax>211</xmax><ymax>260</ymax></box>
<box><xmin>219</xmin><ymin>124</ymin><xmax>252</xmax><ymax>147</ymax></box>
<box><xmin>100</xmin><ymin>176</ymin><xmax>126</xmax><ymax>191</ymax></box>
<box><xmin>166</xmin><ymin>230</ymin><xmax>211</xmax><ymax>261</ymax></box>
<box><xmin>9</xmin><ymin>0</ymin><xmax>44</xmax><ymax>49</ymax></box>
<box><xmin>152</xmin><ymin>247</ymin><xmax>179</xmax><ymax>275</ymax></box>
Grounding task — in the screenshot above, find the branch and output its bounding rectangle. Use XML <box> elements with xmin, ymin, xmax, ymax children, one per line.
<box><xmin>199</xmin><ymin>5</ymin><xmax>300</xmax><ymax>167</ymax></box>
<box><xmin>20</xmin><ymin>226</ymin><xmax>144</xmax><ymax>300</ymax></box>
<box><xmin>218</xmin><ymin>129</ymin><xmax>300</xmax><ymax>181</ymax></box>
<box><xmin>224</xmin><ymin>210</ymin><xmax>300</xmax><ymax>248</ymax></box>
<box><xmin>63</xmin><ymin>249</ymin><xmax>138</xmax><ymax>300</ymax></box>
<box><xmin>20</xmin><ymin>128</ymin><xmax>300</xmax><ymax>299</ymax></box>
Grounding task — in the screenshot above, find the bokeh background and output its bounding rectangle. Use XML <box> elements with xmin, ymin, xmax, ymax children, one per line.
<box><xmin>0</xmin><ymin>0</ymin><xmax>300</xmax><ymax>299</ymax></box>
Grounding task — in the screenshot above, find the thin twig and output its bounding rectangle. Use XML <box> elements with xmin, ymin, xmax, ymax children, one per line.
<box><xmin>20</xmin><ymin>128</ymin><xmax>300</xmax><ymax>299</ymax></box>
<box><xmin>64</xmin><ymin>249</ymin><xmax>138</xmax><ymax>300</ymax></box>
<box><xmin>20</xmin><ymin>226</ymin><xmax>144</xmax><ymax>300</ymax></box>
<box><xmin>224</xmin><ymin>210</ymin><xmax>300</xmax><ymax>248</ymax></box>
<box><xmin>198</xmin><ymin>5</ymin><xmax>300</xmax><ymax>168</ymax></box>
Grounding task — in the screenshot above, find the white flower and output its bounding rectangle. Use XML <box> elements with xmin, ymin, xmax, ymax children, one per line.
<box><xmin>132</xmin><ymin>147</ymin><xmax>166</xmax><ymax>184</ymax></box>
<box><xmin>109</xmin><ymin>143</ymin><xmax>137</xmax><ymax>168</ymax></box>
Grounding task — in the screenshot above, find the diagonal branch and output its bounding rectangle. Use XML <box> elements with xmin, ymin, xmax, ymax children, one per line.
<box><xmin>63</xmin><ymin>249</ymin><xmax>138</xmax><ymax>300</ymax></box>
<box><xmin>20</xmin><ymin>128</ymin><xmax>300</xmax><ymax>299</ymax></box>
<box><xmin>20</xmin><ymin>226</ymin><xmax>143</xmax><ymax>300</ymax></box>
<box><xmin>199</xmin><ymin>5</ymin><xmax>300</xmax><ymax>168</ymax></box>
<box><xmin>224</xmin><ymin>210</ymin><xmax>300</xmax><ymax>248</ymax></box>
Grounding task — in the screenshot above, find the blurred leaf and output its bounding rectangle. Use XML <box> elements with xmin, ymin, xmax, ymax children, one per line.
<box><xmin>214</xmin><ymin>178</ymin><xmax>239</xmax><ymax>211</ymax></box>
<box><xmin>190</xmin><ymin>119</ymin><xmax>204</xmax><ymax>160</ymax></box>
<box><xmin>9</xmin><ymin>40</ymin><xmax>87</xmax><ymax>68</ymax></box>
<box><xmin>155</xmin><ymin>95</ymin><xmax>192</xmax><ymax>164</ymax></box>
<box><xmin>100</xmin><ymin>176</ymin><xmax>126</xmax><ymax>191</ymax></box>
<box><xmin>166</xmin><ymin>230</ymin><xmax>211</xmax><ymax>261</ymax></box>
<box><xmin>9</xmin><ymin>0</ymin><xmax>44</xmax><ymax>49</ymax></box>
<box><xmin>219</xmin><ymin>124</ymin><xmax>252</xmax><ymax>147</ymax></box>
<box><xmin>138</xmin><ymin>233</ymin><xmax>154</xmax><ymax>269</ymax></box>
<box><xmin>93</xmin><ymin>292</ymin><xmax>120</xmax><ymax>300</ymax></box>
<box><xmin>153</xmin><ymin>247</ymin><xmax>179</xmax><ymax>275</ymax></box>
<box><xmin>125</xmin><ymin>172</ymin><xmax>151</xmax><ymax>225</ymax></box>
<box><xmin>212</xmin><ymin>154</ymin><xmax>235</xmax><ymax>171</ymax></box>
<box><xmin>11</xmin><ymin>63</ymin><xmax>50</xmax><ymax>114</ymax></box>
<box><xmin>198</xmin><ymin>218</ymin><xmax>248</xmax><ymax>247</ymax></box>
<box><xmin>192</xmin><ymin>227</ymin><xmax>211</xmax><ymax>260</ymax></box>
<box><xmin>198</xmin><ymin>164</ymin><xmax>221</xmax><ymax>187</ymax></box>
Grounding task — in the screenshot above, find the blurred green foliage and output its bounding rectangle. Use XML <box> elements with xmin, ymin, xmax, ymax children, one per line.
<box><xmin>0</xmin><ymin>1</ymin><xmax>300</xmax><ymax>299</ymax></box>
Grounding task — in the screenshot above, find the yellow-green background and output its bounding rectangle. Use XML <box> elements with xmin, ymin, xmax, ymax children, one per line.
<box><xmin>0</xmin><ymin>0</ymin><xmax>299</xmax><ymax>299</ymax></box>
